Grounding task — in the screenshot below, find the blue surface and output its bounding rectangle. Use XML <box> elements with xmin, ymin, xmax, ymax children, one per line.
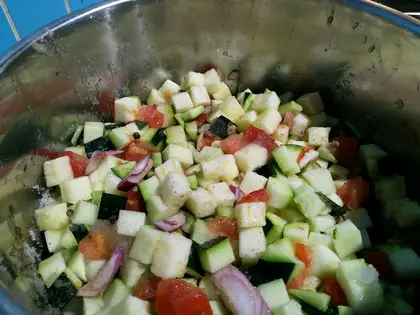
<box><xmin>0</xmin><ymin>8</ymin><xmax>16</xmax><ymax>55</ymax></box>
<box><xmin>69</xmin><ymin>0</ymin><xmax>104</xmax><ymax>12</ymax></box>
<box><xmin>4</xmin><ymin>0</ymin><xmax>67</xmax><ymax>39</ymax></box>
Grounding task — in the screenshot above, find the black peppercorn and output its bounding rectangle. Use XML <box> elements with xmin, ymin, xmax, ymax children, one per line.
<box><xmin>133</xmin><ymin>132</ymin><xmax>140</xmax><ymax>139</ymax></box>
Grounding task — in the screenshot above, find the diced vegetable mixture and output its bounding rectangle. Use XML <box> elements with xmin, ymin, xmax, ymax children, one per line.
<box><xmin>25</xmin><ymin>69</ymin><xmax>420</xmax><ymax>314</ymax></box>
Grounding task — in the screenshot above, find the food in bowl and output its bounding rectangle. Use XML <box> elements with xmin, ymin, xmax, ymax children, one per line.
<box><xmin>29</xmin><ymin>68</ymin><xmax>419</xmax><ymax>314</ymax></box>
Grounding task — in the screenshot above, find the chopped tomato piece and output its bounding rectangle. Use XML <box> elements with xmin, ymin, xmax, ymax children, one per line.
<box><xmin>363</xmin><ymin>251</ymin><xmax>394</xmax><ymax>280</ymax></box>
<box><xmin>124</xmin><ymin>140</ymin><xmax>158</xmax><ymax>162</ymax></box>
<box><xmin>78</xmin><ymin>230</ymin><xmax>112</xmax><ymax>260</ymax></box>
<box><xmin>133</xmin><ymin>275</ymin><xmax>161</xmax><ymax>301</ymax></box>
<box><xmin>136</xmin><ymin>104</ymin><xmax>164</xmax><ymax>128</ymax></box>
<box><xmin>286</xmin><ymin>268</ymin><xmax>309</xmax><ymax>290</ymax></box>
<box><xmin>296</xmin><ymin>243</ymin><xmax>312</xmax><ymax>269</ymax></box>
<box><xmin>331</xmin><ymin>136</ymin><xmax>359</xmax><ymax>168</ymax></box>
<box><xmin>207</xmin><ymin>216</ymin><xmax>238</xmax><ymax>241</ymax></box>
<box><xmin>323</xmin><ymin>278</ymin><xmax>348</xmax><ymax>306</ymax></box>
<box><xmin>34</xmin><ymin>148</ymin><xmax>59</xmax><ymax>159</ymax></box>
<box><xmin>201</xmin><ymin>135</ymin><xmax>217</xmax><ymax>149</ymax></box>
<box><xmin>337</xmin><ymin>177</ymin><xmax>369</xmax><ymax>210</ymax></box>
<box><xmin>243</xmin><ymin>125</ymin><xmax>277</xmax><ymax>151</ymax></box>
<box><xmin>156</xmin><ymin>279</ymin><xmax>211</xmax><ymax>315</ymax></box>
<box><xmin>296</xmin><ymin>146</ymin><xmax>316</xmax><ymax>163</ymax></box>
<box><xmin>236</xmin><ymin>189</ymin><xmax>269</xmax><ymax>205</ymax></box>
<box><xmin>195</xmin><ymin>106</ymin><xmax>211</xmax><ymax>126</ymax></box>
<box><xmin>57</xmin><ymin>151</ymin><xmax>89</xmax><ymax>178</ymax></box>
<box><xmin>96</xmin><ymin>89</ymin><xmax>116</xmax><ymax>117</ymax></box>
<box><xmin>125</xmin><ymin>191</ymin><xmax>146</xmax><ymax>212</ymax></box>
<box><xmin>221</xmin><ymin>134</ymin><xmax>248</xmax><ymax>154</ymax></box>
<box><xmin>203</xmin><ymin>63</ymin><xmax>218</xmax><ymax>72</ymax></box>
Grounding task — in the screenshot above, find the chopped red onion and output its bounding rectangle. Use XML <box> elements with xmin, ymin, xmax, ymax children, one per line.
<box><xmin>85</xmin><ymin>150</ymin><xmax>123</xmax><ymax>175</ymax></box>
<box><xmin>212</xmin><ymin>265</ymin><xmax>270</xmax><ymax>315</ymax></box>
<box><xmin>229</xmin><ymin>184</ymin><xmax>244</xmax><ymax>200</ymax></box>
<box><xmin>117</xmin><ymin>155</ymin><xmax>153</xmax><ymax>192</ymax></box>
<box><xmin>154</xmin><ymin>211</ymin><xmax>187</xmax><ymax>232</ymax></box>
<box><xmin>77</xmin><ymin>246</ymin><xmax>124</xmax><ymax>297</ymax></box>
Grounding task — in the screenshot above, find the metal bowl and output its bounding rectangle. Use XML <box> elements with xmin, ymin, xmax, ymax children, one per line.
<box><xmin>0</xmin><ymin>0</ymin><xmax>419</xmax><ymax>313</ymax></box>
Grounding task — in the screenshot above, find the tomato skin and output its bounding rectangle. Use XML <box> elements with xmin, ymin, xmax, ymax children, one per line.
<box><xmin>201</xmin><ymin>135</ymin><xmax>217</xmax><ymax>148</ymax></box>
<box><xmin>124</xmin><ymin>140</ymin><xmax>158</xmax><ymax>162</ymax></box>
<box><xmin>337</xmin><ymin>177</ymin><xmax>369</xmax><ymax>210</ymax></box>
<box><xmin>243</xmin><ymin>125</ymin><xmax>262</xmax><ymax>142</ymax></box>
<box><xmin>363</xmin><ymin>251</ymin><xmax>394</xmax><ymax>280</ymax></box>
<box><xmin>236</xmin><ymin>189</ymin><xmax>269</xmax><ymax>205</ymax></box>
<box><xmin>78</xmin><ymin>230</ymin><xmax>112</xmax><ymax>260</ymax></box>
<box><xmin>331</xmin><ymin>136</ymin><xmax>359</xmax><ymax>168</ymax></box>
<box><xmin>125</xmin><ymin>192</ymin><xmax>146</xmax><ymax>212</ymax></box>
<box><xmin>57</xmin><ymin>152</ymin><xmax>89</xmax><ymax>177</ymax></box>
<box><xmin>132</xmin><ymin>275</ymin><xmax>161</xmax><ymax>301</ymax></box>
<box><xmin>323</xmin><ymin>278</ymin><xmax>348</xmax><ymax>306</ymax></box>
<box><xmin>195</xmin><ymin>106</ymin><xmax>211</xmax><ymax>126</ymax></box>
<box><xmin>243</xmin><ymin>125</ymin><xmax>277</xmax><ymax>151</ymax></box>
<box><xmin>156</xmin><ymin>279</ymin><xmax>211</xmax><ymax>315</ymax></box>
<box><xmin>136</xmin><ymin>104</ymin><xmax>164</xmax><ymax>128</ymax></box>
<box><xmin>295</xmin><ymin>243</ymin><xmax>312</xmax><ymax>269</ymax></box>
<box><xmin>207</xmin><ymin>216</ymin><xmax>238</xmax><ymax>241</ymax></box>
<box><xmin>96</xmin><ymin>89</ymin><xmax>116</xmax><ymax>117</ymax></box>
<box><xmin>221</xmin><ymin>134</ymin><xmax>248</xmax><ymax>154</ymax></box>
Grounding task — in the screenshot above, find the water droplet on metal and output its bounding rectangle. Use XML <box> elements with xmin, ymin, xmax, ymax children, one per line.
<box><xmin>393</xmin><ymin>99</ymin><xmax>404</xmax><ymax>109</ymax></box>
<box><xmin>223</xmin><ymin>51</ymin><xmax>228</xmax><ymax>56</ymax></box>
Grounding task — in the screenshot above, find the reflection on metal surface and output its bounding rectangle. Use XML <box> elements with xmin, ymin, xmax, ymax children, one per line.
<box><xmin>0</xmin><ymin>0</ymin><xmax>420</xmax><ymax>313</ymax></box>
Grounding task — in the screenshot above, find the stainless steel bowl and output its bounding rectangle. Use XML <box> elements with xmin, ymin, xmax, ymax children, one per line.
<box><xmin>0</xmin><ymin>0</ymin><xmax>419</xmax><ymax>313</ymax></box>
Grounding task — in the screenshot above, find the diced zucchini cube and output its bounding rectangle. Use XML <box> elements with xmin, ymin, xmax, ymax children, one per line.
<box><xmin>272</xmin><ymin>145</ymin><xmax>301</xmax><ymax>176</ymax></box>
<box><xmin>185</xmin><ymin>187</ymin><xmax>217</xmax><ymax>218</ymax></box>
<box><xmin>207</xmin><ymin>109</ymin><xmax>223</xmax><ymax>123</ymax></box>
<box><xmin>171</xmin><ymin>92</ymin><xmax>194</xmax><ymax>113</ymax></box>
<box><xmin>104</xmin><ymin>171</ymin><xmax>124</xmax><ymax>196</ymax></box>
<box><xmin>266</xmin><ymin>177</ymin><xmax>293</xmax><ymax>209</ymax></box>
<box><xmin>294</xmin><ymin>184</ymin><xmax>325</xmax><ymax>218</ymax></box>
<box><xmin>162</xmin><ymin>144</ymin><xmax>194</xmax><ymax>168</ymax></box>
<box><xmin>310</xmin><ymin>244</ymin><xmax>340</xmax><ymax>278</ymax></box>
<box><xmin>84</xmin><ymin>121</ymin><xmax>105</xmax><ymax>143</ymax></box>
<box><xmin>252</xmin><ymin>91</ymin><xmax>280</xmax><ymax>112</ymax></box>
<box><xmin>308</xmin><ymin>232</ymin><xmax>332</xmax><ymax>248</ymax></box>
<box><xmin>146</xmin><ymin>195</ymin><xmax>179</xmax><ymax>222</ymax></box>
<box><xmin>190</xmin><ymin>86</ymin><xmax>211</xmax><ymax>107</ymax></box>
<box><xmin>220</xmin><ymin>96</ymin><xmax>245</xmax><ymax>122</ymax></box>
<box><xmin>159</xmin><ymin>79</ymin><xmax>181</xmax><ymax>102</ymax></box>
<box><xmin>309</xmin><ymin>214</ymin><xmax>336</xmax><ymax>232</ymax></box>
<box><xmin>283</xmin><ymin>222</ymin><xmax>310</xmax><ymax>243</ymax></box>
<box><xmin>89</xmin><ymin>156</ymin><xmax>125</xmax><ymax>191</ymax></box>
<box><xmin>291</xmin><ymin>113</ymin><xmax>310</xmax><ymax>137</ymax></box>
<box><xmin>234</xmin><ymin>144</ymin><xmax>269</xmax><ymax>172</ymax></box>
<box><xmin>83</xmin><ymin>297</ymin><xmax>104</xmax><ymax>315</ymax></box>
<box><xmin>85</xmin><ymin>260</ymin><xmax>106</xmax><ymax>281</ymax></box>
<box><xmin>166</xmin><ymin>125</ymin><xmax>187</xmax><ymax>145</ymax></box>
<box><xmin>45</xmin><ymin>230</ymin><xmax>64</xmax><ymax>252</ymax></box>
<box><xmin>207</xmin><ymin>182</ymin><xmax>236</xmax><ymax>207</ymax></box>
<box><xmin>160</xmin><ymin>171</ymin><xmax>192</xmax><ymax>208</ymax></box>
<box><xmin>204</xmin><ymin>69</ymin><xmax>221</xmax><ymax>94</ymax></box>
<box><xmin>129</xmin><ymin>225</ymin><xmax>165</xmax><ymax>264</ymax></box>
<box><xmin>234</xmin><ymin>202</ymin><xmax>266</xmax><ymax>228</ymax></box>
<box><xmin>139</xmin><ymin>175</ymin><xmax>160</xmax><ymax>202</ymax></box>
<box><xmin>332</xmin><ymin>220</ymin><xmax>363</xmax><ymax>259</ymax></box>
<box><xmin>114</xmin><ymin>97</ymin><xmax>141</xmax><ymax>123</ymax></box>
<box><xmin>212</xmin><ymin>82</ymin><xmax>231</xmax><ymax>101</ymax></box>
<box><xmin>239</xmin><ymin>171</ymin><xmax>267</xmax><ymax>194</ymax></box>
<box><xmin>38</xmin><ymin>252</ymin><xmax>67</xmax><ymax>288</ymax></box>
<box><xmin>302</xmin><ymin>168</ymin><xmax>336</xmax><ymax>195</ymax></box>
<box><xmin>60</xmin><ymin>176</ymin><xmax>92</xmax><ymax>204</ymax></box>
<box><xmin>146</xmin><ymin>89</ymin><xmax>167</xmax><ymax>106</ymax></box>
<box><xmin>182</xmin><ymin>71</ymin><xmax>205</xmax><ymax>88</ymax></box>
<box><xmin>271</xmin><ymin>300</ymin><xmax>303</xmax><ymax>315</ymax></box>
<box><xmin>307</xmin><ymin>127</ymin><xmax>330</xmax><ymax>147</ymax></box>
<box><xmin>237</xmin><ymin>111</ymin><xmax>258</xmax><ymax>132</ymax></box>
<box><xmin>296</xmin><ymin>92</ymin><xmax>325</xmax><ymax>115</ymax></box>
<box><xmin>253</xmin><ymin>109</ymin><xmax>282</xmax><ymax>134</ymax></box>
<box><xmin>154</xmin><ymin>159</ymin><xmax>183</xmax><ymax>182</ymax></box>
<box><xmin>68</xmin><ymin>251</ymin><xmax>87</xmax><ymax>282</ymax></box>
<box><xmin>273</xmin><ymin>124</ymin><xmax>290</xmax><ymax>144</ymax></box>
<box><xmin>151</xmin><ymin>232</ymin><xmax>192</xmax><ymax>279</ymax></box>
<box><xmin>35</xmin><ymin>203</ymin><xmax>69</xmax><ymax>231</ymax></box>
<box><xmin>43</xmin><ymin>156</ymin><xmax>74</xmax><ymax>187</ymax></box>
<box><xmin>65</xmin><ymin>145</ymin><xmax>87</xmax><ymax>157</ymax></box>
<box><xmin>258</xmin><ymin>279</ymin><xmax>289</xmax><ymax>310</ymax></box>
<box><xmin>110</xmin><ymin>295</ymin><xmax>151</xmax><ymax>314</ymax></box>
<box><xmin>194</xmin><ymin>146</ymin><xmax>224</xmax><ymax>163</ymax></box>
<box><xmin>198</xmin><ymin>237</ymin><xmax>235</xmax><ymax>273</ymax></box>
<box><xmin>103</xmin><ymin>279</ymin><xmax>130</xmax><ymax>307</ymax></box>
<box><xmin>239</xmin><ymin>227</ymin><xmax>266</xmax><ymax>265</ymax></box>
<box><xmin>117</xmin><ymin>210</ymin><xmax>146</xmax><ymax>237</ymax></box>
<box><xmin>201</xmin><ymin>154</ymin><xmax>239</xmax><ymax>183</ymax></box>
<box><xmin>120</xmin><ymin>259</ymin><xmax>147</xmax><ymax>288</ymax></box>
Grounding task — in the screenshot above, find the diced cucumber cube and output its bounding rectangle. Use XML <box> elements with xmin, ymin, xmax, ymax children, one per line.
<box><xmin>239</xmin><ymin>227</ymin><xmax>266</xmax><ymax>265</ymax></box>
<box><xmin>160</xmin><ymin>171</ymin><xmax>192</xmax><ymax>208</ymax></box>
<box><xmin>216</xmin><ymin>206</ymin><xmax>234</xmax><ymax>217</ymax></box>
<box><xmin>272</xmin><ymin>145</ymin><xmax>301</xmax><ymax>175</ymax></box>
<box><xmin>204</xmin><ymin>69</ymin><xmax>221</xmax><ymax>94</ymax></box>
<box><xmin>187</xmin><ymin>175</ymin><xmax>198</xmax><ymax>189</ymax></box>
<box><xmin>198</xmin><ymin>237</ymin><xmax>235</xmax><ymax>273</ymax></box>
<box><xmin>253</xmin><ymin>109</ymin><xmax>282</xmax><ymax>134</ymax></box>
<box><xmin>252</xmin><ymin>91</ymin><xmax>280</xmax><ymax>112</ymax></box>
<box><xmin>172</xmin><ymin>92</ymin><xmax>194</xmax><ymax>113</ymax></box>
<box><xmin>147</xmin><ymin>88</ymin><xmax>167</xmax><ymax>106</ymax></box>
<box><xmin>65</xmin><ymin>145</ymin><xmax>87</xmax><ymax>157</ymax></box>
<box><xmin>166</xmin><ymin>125</ymin><xmax>187</xmax><ymax>145</ymax></box>
<box><xmin>85</xmin><ymin>260</ymin><xmax>106</xmax><ymax>281</ymax></box>
<box><xmin>104</xmin><ymin>171</ymin><xmax>124</xmax><ymax>196</ymax></box>
<box><xmin>68</xmin><ymin>251</ymin><xmax>87</xmax><ymax>282</ymax></box>
<box><xmin>59</xmin><ymin>227</ymin><xmax>78</xmax><ymax>250</ymax></box>
<box><xmin>71</xmin><ymin>201</ymin><xmax>98</xmax><ymax>225</ymax></box>
<box><xmin>234</xmin><ymin>144</ymin><xmax>269</xmax><ymax>172</ymax></box>
<box><xmin>60</xmin><ymin>176</ymin><xmax>92</xmax><ymax>204</ymax></box>
<box><xmin>45</xmin><ymin>229</ymin><xmax>64</xmax><ymax>252</ymax></box>
<box><xmin>307</xmin><ymin>127</ymin><xmax>330</xmax><ymax>147</ymax></box>
<box><xmin>359</xmin><ymin>144</ymin><xmax>387</xmax><ymax>180</ymax></box>
<box><xmin>283</xmin><ymin>222</ymin><xmax>309</xmax><ymax>243</ymax></box>
<box><xmin>344</xmin><ymin>208</ymin><xmax>373</xmax><ymax>229</ymax></box>
<box><xmin>278</xmin><ymin>101</ymin><xmax>303</xmax><ymax>116</ymax></box>
<box><xmin>191</xmin><ymin>218</ymin><xmax>213</xmax><ymax>244</ymax></box>
<box><xmin>272</xmin><ymin>299</ymin><xmax>303</xmax><ymax>315</ymax></box>
<box><xmin>310</xmin><ymin>244</ymin><xmax>340</xmax><ymax>278</ymax></box>
<box><xmin>190</xmin><ymin>86</ymin><xmax>210</xmax><ymax>107</ymax></box>
<box><xmin>114</xmin><ymin>97</ymin><xmax>141</xmax><ymax>123</ymax></box>
<box><xmin>159</xmin><ymin>79</ymin><xmax>181</xmax><ymax>101</ymax></box>
<box><xmin>296</xmin><ymin>92</ymin><xmax>324</xmax><ymax>115</ymax></box>
<box><xmin>234</xmin><ymin>202</ymin><xmax>266</xmax><ymax>228</ymax></box>
<box><xmin>220</xmin><ymin>96</ymin><xmax>245</xmax><ymax>122</ymax></box>
<box><xmin>44</xmin><ymin>156</ymin><xmax>74</xmax><ymax>187</ymax></box>
<box><xmin>207</xmin><ymin>182</ymin><xmax>236</xmax><ymax>207</ymax></box>
<box><xmin>289</xmin><ymin>289</ymin><xmax>330</xmax><ymax>312</ymax></box>
<box><xmin>387</xmin><ymin>247</ymin><xmax>420</xmax><ymax>280</ymax></box>
<box><xmin>84</xmin><ymin>122</ymin><xmax>105</xmax><ymax>144</ymax></box>
<box><xmin>302</xmin><ymin>168</ymin><xmax>335</xmax><ymax>195</ymax></box>
<box><xmin>212</xmin><ymin>82</ymin><xmax>231</xmax><ymax>101</ymax></box>
<box><xmin>146</xmin><ymin>195</ymin><xmax>179</xmax><ymax>222</ymax></box>
<box><xmin>273</xmin><ymin>124</ymin><xmax>290</xmax><ymax>144</ymax></box>
<box><xmin>329</xmin><ymin>164</ymin><xmax>349</xmax><ymax>179</ymax></box>
<box><xmin>384</xmin><ymin>197</ymin><xmax>420</xmax><ymax>227</ymax></box>
<box><xmin>38</xmin><ymin>252</ymin><xmax>67</xmax><ymax>288</ymax></box>
<box><xmin>237</xmin><ymin>110</ymin><xmax>258</xmax><ymax>132</ymax></box>
<box><xmin>293</xmin><ymin>184</ymin><xmax>325</xmax><ymax>218</ymax></box>
<box><xmin>120</xmin><ymin>259</ymin><xmax>147</xmax><ymax>288</ymax></box>
<box><xmin>181</xmin><ymin>213</ymin><xmax>195</xmax><ymax>233</ymax></box>
<box><xmin>83</xmin><ymin>297</ymin><xmax>104</xmax><ymax>315</ymax></box>
<box><xmin>258</xmin><ymin>279</ymin><xmax>289</xmax><ymax>310</ymax></box>
<box><xmin>139</xmin><ymin>176</ymin><xmax>160</xmax><ymax>202</ymax></box>
<box><xmin>332</xmin><ymin>220</ymin><xmax>363</xmax><ymax>259</ymax></box>
<box><xmin>239</xmin><ymin>171</ymin><xmax>267</xmax><ymax>194</ymax></box>
<box><xmin>157</xmin><ymin>104</ymin><xmax>175</xmax><ymax>128</ymax></box>
<box><xmin>103</xmin><ymin>279</ymin><xmax>130</xmax><ymax>307</ymax></box>
<box><xmin>266</xmin><ymin>177</ymin><xmax>293</xmax><ymax>209</ymax></box>
<box><xmin>117</xmin><ymin>210</ymin><xmax>146</xmax><ymax>237</ymax></box>
<box><xmin>201</xmin><ymin>154</ymin><xmax>239</xmax><ymax>183</ymax></box>
<box><xmin>308</xmin><ymin>232</ymin><xmax>332</xmax><ymax>248</ymax></box>
<box><xmin>129</xmin><ymin>225</ymin><xmax>165</xmax><ymax>264</ymax></box>
<box><xmin>108</xmin><ymin>295</ymin><xmax>151</xmax><ymax>314</ymax></box>
<box><xmin>151</xmin><ymin>232</ymin><xmax>192</xmax><ymax>279</ymax></box>
<box><xmin>162</xmin><ymin>144</ymin><xmax>194</xmax><ymax>168</ymax></box>
<box><xmin>308</xmin><ymin>214</ymin><xmax>336</xmax><ymax>232</ymax></box>
<box><xmin>375</xmin><ymin>175</ymin><xmax>406</xmax><ymax>203</ymax></box>
<box><xmin>185</xmin><ymin>187</ymin><xmax>217</xmax><ymax>218</ymax></box>
<box><xmin>35</xmin><ymin>203</ymin><xmax>69</xmax><ymax>231</ymax></box>
<box><xmin>154</xmin><ymin>159</ymin><xmax>183</xmax><ymax>182</ymax></box>
<box><xmin>185</xmin><ymin>121</ymin><xmax>198</xmax><ymax>141</ymax></box>
<box><xmin>182</xmin><ymin>71</ymin><xmax>204</xmax><ymax>88</ymax></box>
